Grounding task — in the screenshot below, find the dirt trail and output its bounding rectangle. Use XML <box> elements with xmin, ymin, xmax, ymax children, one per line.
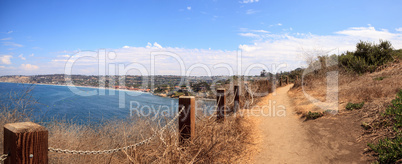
<box><xmin>251</xmin><ymin>85</ymin><xmax>364</xmax><ymax>164</ymax></box>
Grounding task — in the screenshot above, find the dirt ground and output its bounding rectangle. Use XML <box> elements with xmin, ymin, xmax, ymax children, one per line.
<box><xmin>250</xmin><ymin>85</ymin><xmax>368</xmax><ymax>164</ymax></box>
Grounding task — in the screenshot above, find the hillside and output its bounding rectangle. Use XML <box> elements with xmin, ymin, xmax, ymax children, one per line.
<box><xmin>246</xmin><ymin>60</ymin><xmax>401</xmax><ymax>163</ymax></box>
<box><xmin>289</xmin><ymin>60</ymin><xmax>402</xmax><ymax>163</ymax></box>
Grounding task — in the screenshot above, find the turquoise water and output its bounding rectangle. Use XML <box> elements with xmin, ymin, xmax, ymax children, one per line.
<box><xmin>0</xmin><ymin>82</ymin><xmax>196</xmax><ymax>124</ymax></box>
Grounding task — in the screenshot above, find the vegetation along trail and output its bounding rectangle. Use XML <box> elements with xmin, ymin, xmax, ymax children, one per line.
<box><xmin>252</xmin><ymin>84</ymin><xmax>362</xmax><ymax>164</ymax></box>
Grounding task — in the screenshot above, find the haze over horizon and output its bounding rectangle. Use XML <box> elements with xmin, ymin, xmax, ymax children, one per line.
<box><xmin>1</xmin><ymin>0</ymin><xmax>402</xmax><ymax>76</ymax></box>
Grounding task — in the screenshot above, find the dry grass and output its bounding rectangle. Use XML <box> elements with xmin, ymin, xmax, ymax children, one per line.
<box><xmin>0</xmin><ymin>106</ymin><xmax>30</xmax><ymax>155</ymax></box>
<box><xmin>287</xmin><ymin>59</ymin><xmax>402</xmax><ymax>162</ymax></box>
<box><xmin>221</xmin><ymin>79</ymin><xmax>272</xmax><ymax>113</ymax></box>
<box><xmin>0</xmin><ymin>75</ymin><xmax>277</xmax><ymax>164</ymax></box>
<box><xmin>1</xmin><ymin>109</ymin><xmax>254</xmax><ymax>163</ymax></box>
<box><xmin>42</xmin><ymin>114</ymin><xmax>253</xmax><ymax>163</ymax></box>
<box><xmin>289</xmin><ymin>60</ymin><xmax>402</xmax><ymax>114</ymax></box>
<box><xmin>0</xmin><ymin>86</ymin><xmax>258</xmax><ymax>164</ymax></box>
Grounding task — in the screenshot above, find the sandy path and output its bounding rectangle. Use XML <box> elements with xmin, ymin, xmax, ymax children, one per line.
<box><xmin>252</xmin><ymin>84</ymin><xmax>322</xmax><ymax>164</ymax></box>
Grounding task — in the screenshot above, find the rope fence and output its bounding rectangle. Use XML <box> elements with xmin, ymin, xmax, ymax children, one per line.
<box><xmin>0</xmin><ymin>154</ymin><xmax>7</xmax><ymax>162</ymax></box>
<box><xmin>1</xmin><ymin>85</ymin><xmax>243</xmax><ymax>163</ymax></box>
<box><xmin>48</xmin><ymin>106</ymin><xmax>185</xmax><ymax>155</ymax></box>
<box><xmin>208</xmin><ymin>94</ymin><xmax>222</xmax><ymax>120</ymax></box>
<box><xmin>226</xmin><ymin>88</ymin><xmax>238</xmax><ymax>106</ymax></box>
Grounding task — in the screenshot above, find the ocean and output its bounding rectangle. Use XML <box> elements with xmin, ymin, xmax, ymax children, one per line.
<box><xmin>0</xmin><ymin>82</ymin><xmax>214</xmax><ymax>124</ymax></box>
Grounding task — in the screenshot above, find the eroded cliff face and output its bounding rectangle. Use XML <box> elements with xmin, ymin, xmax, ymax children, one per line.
<box><xmin>0</xmin><ymin>76</ymin><xmax>31</xmax><ymax>83</ymax></box>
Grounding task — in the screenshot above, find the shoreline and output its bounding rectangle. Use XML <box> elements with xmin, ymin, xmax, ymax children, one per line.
<box><xmin>0</xmin><ymin>81</ymin><xmax>152</xmax><ymax>95</ymax></box>
<box><xmin>0</xmin><ymin>82</ymin><xmax>214</xmax><ymax>100</ymax></box>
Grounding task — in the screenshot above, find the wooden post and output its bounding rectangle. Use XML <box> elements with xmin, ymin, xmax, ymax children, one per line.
<box><xmin>286</xmin><ymin>76</ymin><xmax>289</xmax><ymax>84</ymax></box>
<box><xmin>217</xmin><ymin>88</ymin><xmax>226</xmax><ymax>122</ymax></box>
<box><xmin>279</xmin><ymin>77</ymin><xmax>282</xmax><ymax>86</ymax></box>
<box><xmin>4</xmin><ymin>122</ymin><xmax>48</xmax><ymax>164</ymax></box>
<box><xmin>178</xmin><ymin>96</ymin><xmax>195</xmax><ymax>143</ymax></box>
<box><xmin>234</xmin><ymin>85</ymin><xmax>240</xmax><ymax>112</ymax></box>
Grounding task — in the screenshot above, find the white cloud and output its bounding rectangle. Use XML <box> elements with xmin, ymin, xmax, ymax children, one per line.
<box><xmin>240</xmin><ymin>0</ymin><xmax>259</xmax><ymax>3</ymax></box>
<box><xmin>145</xmin><ymin>42</ymin><xmax>163</xmax><ymax>49</ymax></box>
<box><xmin>56</xmin><ymin>50</ymin><xmax>77</xmax><ymax>54</ymax></box>
<box><xmin>0</xmin><ymin>66</ymin><xmax>5</xmax><ymax>69</ymax></box>
<box><xmin>146</xmin><ymin>42</ymin><xmax>152</xmax><ymax>48</ymax></box>
<box><xmin>238</xmin><ymin>33</ymin><xmax>260</xmax><ymax>38</ymax></box>
<box><xmin>122</xmin><ymin>46</ymin><xmax>130</xmax><ymax>48</ymax></box>
<box><xmin>10</xmin><ymin>26</ymin><xmax>401</xmax><ymax>76</ymax></box>
<box><xmin>7</xmin><ymin>31</ymin><xmax>13</xmax><ymax>34</ymax></box>
<box><xmin>246</xmin><ymin>9</ymin><xmax>259</xmax><ymax>14</ymax></box>
<box><xmin>51</xmin><ymin>59</ymin><xmax>68</xmax><ymax>62</ymax></box>
<box><xmin>239</xmin><ymin>44</ymin><xmax>260</xmax><ymax>51</ymax></box>
<box><xmin>2</xmin><ymin>42</ymin><xmax>23</xmax><ymax>47</ymax></box>
<box><xmin>336</xmin><ymin>27</ymin><xmax>396</xmax><ymax>40</ymax></box>
<box><xmin>236</xmin><ymin>26</ymin><xmax>402</xmax><ymax>70</ymax></box>
<box><xmin>395</xmin><ymin>27</ymin><xmax>402</xmax><ymax>32</ymax></box>
<box><xmin>269</xmin><ymin>23</ymin><xmax>283</xmax><ymax>27</ymax></box>
<box><xmin>30</xmin><ymin>53</ymin><xmax>34</xmax><ymax>57</ymax></box>
<box><xmin>18</xmin><ymin>54</ymin><xmax>26</xmax><ymax>60</ymax></box>
<box><xmin>153</xmin><ymin>42</ymin><xmax>163</xmax><ymax>48</ymax></box>
<box><xmin>20</xmin><ymin>64</ymin><xmax>39</xmax><ymax>70</ymax></box>
<box><xmin>57</xmin><ymin>55</ymin><xmax>70</xmax><ymax>58</ymax></box>
<box><xmin>0</xmin><ymin>55</ymin><xmax>12</xmax><ymax>65</ymax></box>
<box><xmin>187</xmin><ymin>6</ymin><xmax>191</xmax><ymax>10</ymax></box>
<box><xmin>240</xmin><ymin>28</ymin><xmax>269</xmax><ymax>33</ymax></box>
<box><xmin>251</xmin><ymin>29</ymin><xmax>269</xmax><ymax>33</ymax></box>
<box><xmin>0</xmin><ymin>37</ymin><xmax>12</xmax><ymax>40</ymax></box>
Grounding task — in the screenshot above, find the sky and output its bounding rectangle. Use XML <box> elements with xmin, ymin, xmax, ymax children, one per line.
<box><xmin>1</xmin><ymin>0</ymin><xmax>402</xmax><ymax>76</ymax></box>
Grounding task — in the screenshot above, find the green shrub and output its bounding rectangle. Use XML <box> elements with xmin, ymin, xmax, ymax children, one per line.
<box><xmin>368</xmin><ymin>90</ymin><xmax>402</xmax><ymax>163</ymax></box>
<box><xmin>304</xmin><ymin>111</ymin><xmax>324</xmax><ymax>120</ymax></box>
<box><xmin>394</xmin><ymin>49</ymin><xmax>402</xmax><ymax>59</ymax></box>
<box><xmin>338</xmin><ymin>52</ymin><xmax>352</xmax><ymax>67</ymax></box>
<box><xmin>368</xmin><ymin>135</ymin><xmax>402</xmax><ymax>164</ymax></box>
<box><xmin>338</xmin><ymin>40</ymin><xmax>394</xmax><ymax>74</ymax></box>
<box><xmin>346</xmin><ymin>102</ymin><xmax>364</xmax><ymax>110</ymax></box>
<box><xmin>383</xmin><ymin>90</ymin><xmax>402</xmax><ymax>128</ymax></box>
<box><xmin>355</xmin><ymin>40</ymin><xmax>393</xmax><ymax>65</ymax></box>
<box><xmin>306</xmin><ymin>40</ymin><xmax>396</xmax><ymax>75</ymax></box>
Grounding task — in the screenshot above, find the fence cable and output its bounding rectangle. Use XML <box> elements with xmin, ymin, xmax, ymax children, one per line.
<box><xmin>48</xmin><ymin>106</ymin><xmax>185</xmax><ymax>155</ymax></box>
<box><xmin>226</xmin><ymin>88</ymin><xmax>238</xmax><ymax>106</ymax></box>
<box><xmin>244</xmin><ymin>84</ymin><xmax>254</xmax><ymax>105</ymax></box>
<box><xmin>0</xmin><ymin>154</ymin><xmax>7</xmax><ymax>161</ymax></box>
<box><xmin>208</xmin><ymin>95</ymin><xmax>221</xmax><ymax>120</ymax></box>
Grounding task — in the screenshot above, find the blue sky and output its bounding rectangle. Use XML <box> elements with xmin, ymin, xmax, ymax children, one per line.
<box><xmin>1</xmin><ymin>0</ymin><xmax>402</xmax><ymax>76</ymax></box>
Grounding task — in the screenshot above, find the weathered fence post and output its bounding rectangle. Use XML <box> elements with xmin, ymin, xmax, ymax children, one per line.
<box><xmin>286</xmin><ymin>76</ymin><xmax>289</xmax><ymax>85</ymax></box>
<box><xmin>234</xmin><ymin>85</ymin><xmax>240</xmax><ymax>112</ymax></box>
<box><xmin>279</xmin><ymin>77</ymin><xmax>282</xmax><ymax>86</ymax></box>
<box><xmin>4</xmin><ymin>122</ymin><xmax>48</xmax><ymax>164</ymax></box>
<box><xmin>178</xmin><ymin>96</ymin><xmax>195</xmax><ymax>143</ymax></box>
<box><xmin>216</xmin><ymin>88</ymin><xmax>226</xmax><ymax>122</ymax></box>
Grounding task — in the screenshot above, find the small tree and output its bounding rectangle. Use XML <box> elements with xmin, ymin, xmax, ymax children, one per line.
<box><xmin>260</xmin><ymin>70</ymin><xmax>267</xmax><ymax>77</ymax></box>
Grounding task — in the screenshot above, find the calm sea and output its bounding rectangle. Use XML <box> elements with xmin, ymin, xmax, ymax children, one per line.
<box><xmin>0</xmin><ymin>82</ymin><xmax>214</xmax><ymax>124</ymax></box>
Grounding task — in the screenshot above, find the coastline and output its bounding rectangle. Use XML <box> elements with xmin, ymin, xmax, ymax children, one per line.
<box><xmin>0</xmin><ymin>82</ymin><xmax>213</xmax><ymax>100</ymax></box>
<box><xmin>0</xmin><ymin>81</ymin><xmax>152</xmax><ymax>95</ymax></box>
